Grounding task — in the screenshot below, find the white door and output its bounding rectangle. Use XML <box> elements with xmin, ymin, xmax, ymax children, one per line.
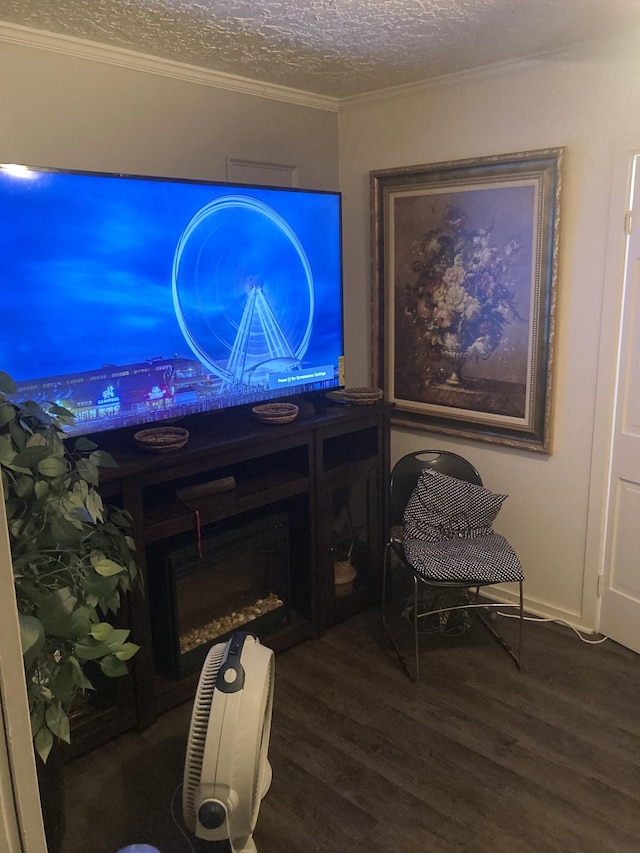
<box><xmin>599</xmin><ymin>153</ymin><xmax>640</xmax><ymax>653</ymax></box>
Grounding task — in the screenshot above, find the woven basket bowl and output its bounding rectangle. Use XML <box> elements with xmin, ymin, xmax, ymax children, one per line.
<box><xmin>252</xmin><ymin>403</ymin><xmax>299</xmax><ymax>424</ymax></box>
<box><xmin>134</xmin><ymin>426</ymin><xmax>190</xmax><ymax>453</ymax></box>
<box><xmin>342</xmin><ymin>386</ymin><xmax>383</xmax><ymax>405</ymax></box>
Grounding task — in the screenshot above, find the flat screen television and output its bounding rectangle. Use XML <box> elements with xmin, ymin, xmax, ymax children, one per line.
<box><xmin>0</xmin><ymin>164</ymin><xmax>344</xmax><ymax>437</ymax></box>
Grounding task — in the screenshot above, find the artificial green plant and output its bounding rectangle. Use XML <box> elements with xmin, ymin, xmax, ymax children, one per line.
<box><xmin>0</xmin><ymin>371</ymin><xmax>140</xmax><ymax>762</ymax></box>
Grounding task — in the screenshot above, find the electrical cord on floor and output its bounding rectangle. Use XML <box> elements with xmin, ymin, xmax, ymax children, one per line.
<box><xmin>170</xmin><ymin>783</ymin><xmax>196</xmax><ymax>853</ymax></box>
<box><xmin>497</xmin><ymin>610</ymin><xmax>609</xmax><ymax>645</ymax></box>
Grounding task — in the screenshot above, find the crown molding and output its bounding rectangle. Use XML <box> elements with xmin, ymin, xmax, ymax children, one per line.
<box><xmin>337</xmin><ymin>55</ymin><xmax>552</xmax><ymax>110</ymax></box>
<box><xmin>337</xmin><ymin>28</ymin><xmax>640</xmax><ymax>110</ymax></box>
<box><xmin>0</xmin><ymin>21</ymin><xmax>340</xmax><ymax>113</ymax></box>
<box><xmin>5</xmin><ymin>19</ymin><xmax>625</xmax><ymax>113</ymax></box>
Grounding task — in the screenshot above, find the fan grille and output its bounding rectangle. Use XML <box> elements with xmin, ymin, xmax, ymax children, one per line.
<box><xmin>251</xmin><ymin>654</ymin><xmax>275</xmax><ymax>827</ymax></box>
<box><xmin>183</xmin><ymin>642</ymin><xmax>226</xmax><ymax>828</ymax></box>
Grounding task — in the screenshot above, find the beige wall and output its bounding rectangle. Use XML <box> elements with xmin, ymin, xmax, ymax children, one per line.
<box><xmin>0</xmin><ymin>40</ymin><xmax>339</xmax><ymax>187</ymax></box>
<box><xmin>339</xmin><ymin>37</ymin><xmax>640</xmax><ymax>627</ymax></box>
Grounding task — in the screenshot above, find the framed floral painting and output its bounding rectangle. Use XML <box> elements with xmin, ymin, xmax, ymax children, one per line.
<box><xmin>370</xmin><ymin>148</ymin><xmax>563</xmax><ymax>453</ymax></box>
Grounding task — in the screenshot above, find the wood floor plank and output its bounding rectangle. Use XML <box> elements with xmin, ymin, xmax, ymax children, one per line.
<box><xmin>256</xmin><ymin>746</ymin><xmax>377</xmax><ymax>853</ymax></box>
<box><xmin>312</xmin><ymin>624</ymin><xmax>640</xmax><ymax>802</ymax></box>
<box><xmin>275</xmin><ymin>641</ymin><xmax>639</xmax><ymax>852</ymax></box>
<box><xmin>268</xmin><ymin>699</ymin><xmax>473</xmax><ymax>851</ymax></box>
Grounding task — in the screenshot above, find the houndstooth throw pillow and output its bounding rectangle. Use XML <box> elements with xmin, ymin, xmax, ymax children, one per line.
<box><xmin>402</xmin><ymin>468</ymin><xmax>524</xmax><ymax>583</ymax></box>
<box><xmin>403</xmin><ymin>467</ymin><xmax>507</xmax><ymax>541</ymax></box>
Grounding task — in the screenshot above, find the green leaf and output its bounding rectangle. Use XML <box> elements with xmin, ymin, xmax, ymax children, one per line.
<box><xmin>18</xmin><ymin>613</ymin><xmax>45</xmax><ymax>660</ymax></box>
<box><xmin>0</xmin><ymin>401</ymin><xmax>16</xmax><ymax>428</ymax></box>
<box><xmin>37</xmin><ymin>456</ymin><xmax>68</xmax><ymax>478</ymax></box>
<box><xmin>67</xmin><ymin>654</ymin><xmax>94</xmax><ymax>691</ymax></box>
<box><xmin>104</xmin><ymin>628</ymin><xmax>130</xmax><ymax>650</ymax></box>
<box><xmin>73</xmin><ymin>478</ymin><xmax>89</xmax><ymax>499</ymax></box>
<box><xmin>107</xmin><ymin>507</ymin><xmax>133</xmax><ymax>529</ymax></box>
<box><xmin>100</xmin><ymin>591</ymin><xmax>121</xmax><ymax>615</ymax></box>
<box><xmin>34</xmin><ymin>479</ymin><xmax>49</xmax><ymax>499</ymax></box>
<box><xmin>100</xmin><ymin>654</ymin><xmax>128</xmax><ymax>678</ymax></box>
<box><xmin>115</xmin><ymin>642</ymin><xmax>140</xmax><ymax>661</ymax></box>
<box><xmin>51</xmin><ymin>659</ymin><xmax>84</xmax><ymax>704</ymax></box>
<box><xmin>39</xmin><ymin>685</ymin><xmax>53</xmax><ymax>701</ymax></box>
<box><xmin>85</xmin><ymin>489</ymin><xmax>104</xmax><ymax>524</ymax></box>
<box><xmin>90</xmin><ymin>622</ymin><xmax>114</xmax><ymax>642</ymax></box>
<box><xmin>74</xmin><ymin>638</ymin><xmax>111</xmax><ymax>661</ymax></box>
<box><xmin>14</xmin><ymin>475</ymin><xmax>33</xmax><ymax>498</ymax></box>
<box><xmin>14</xmin><ymin>446</ymin><xmax>50</xmax><ymax>469</ymax></box>
<box><xmin>0</xmin><ymin>433</ymin><xmax>15</xmax><ymax>463</ymax></box>
<box><xmin>93</xmin><ymin>558</ymin><xmax>125</xmax><ymax>577</ymax></box>
<box><xmin>74</xmin><ymin>436</ymin><xmax>97</xmax><ymax>453</ymax></box>
<box><xmin>67</xmin><ymin>606</ymin><xmax>96</xmax><ymax>639</ymax></box>
<box><xmin>89</xmin><ymin>449</ymin><xmax>118</xmax><ymax>469</ymax></box>
<box><xmin>61</xmin><ymin>494</ymin><xmax>91</xmax><ymax>526</ymax></box>
<box><xmin>49</xmin><ymin>515</ymin><xmax>84</xmax><ymax>547</ymax></box>
<box><xmin>81</xmin><ymin>572</ymin><xmax>119</xmax><ymax>599</ymax></box>
<box><xmin>30</xmin><ymin>704</ymin><xmax>45</xmax><ymax>738</ymax></box>
<box><xmin>8</xmin><ymin>419</ymin><xmax>28</xmax><ymax>451</ymax></box>
<box><xmin>76</xmin><ymin>456</ymin><xmax>99</xmax><ymax>486</ymax></box>
<box><xmin>45</xmin><ymin>704</ymin><xmax>70</xmax><ymax>743</ymax></box>
<box><xmin>36</xmin><ymin>590</ymin><xmax>76</xmax><ymax>632</ymax></box>
<box><xmin>2</xmin><ymin>492</ymin><xmax>17</xmax><ymax>521</ymax></box>
<box><xmin>37</xmin><ymin>590</ymin><xmax>95</xmax><ymax>639</ymax></box>
<box><xmin>25</xmin><ymin>433</ymin><xmax>47</xmax><ymax>448</ymax></box>
<box><xmin>34</xmin><ymin>725</ymin><xmax>54</xmax><ymax>764</ymax></box>
<box><xmin>47</xmin><ymin>403</ymin><xmax>73</xmax><ymax>420</ymax></box>
<box><xmin>0</xmin><ymin>371</ymin><xmax>17</xmax><ymax>395</ymax></box>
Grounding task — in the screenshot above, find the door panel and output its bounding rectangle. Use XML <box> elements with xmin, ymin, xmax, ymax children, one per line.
<box><xmin>599</xmin><ymin>155</ymin><xmax>640</xmax><ymax>652</ymax></box>
<box><xmin>609</xmin><ymin>480</ymin><xmax>640</xmax><ymax>598</ymax></box>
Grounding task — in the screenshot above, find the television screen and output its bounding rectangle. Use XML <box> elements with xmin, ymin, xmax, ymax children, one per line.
<box><xmin>0</xmin><ymin>164</ymin><xmax>344</xmax><ymax>436</ymax></box>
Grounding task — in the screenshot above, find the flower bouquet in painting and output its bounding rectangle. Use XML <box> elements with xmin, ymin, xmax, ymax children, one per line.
<box><xmin>401</xmin><ymin>204</ymin><xmax>524</xmax><ymax>388</ymax></box>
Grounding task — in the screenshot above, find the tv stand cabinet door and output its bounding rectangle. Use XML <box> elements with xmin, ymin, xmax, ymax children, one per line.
<box><xmin>319</xmin><ymin>461</ymin><xmax>382</xmax><ymax>630</ymax></box>
<box><xmin>315</xmin><ymin>407</ymin><xmax>391</xmax><ymax>631</ymax></box>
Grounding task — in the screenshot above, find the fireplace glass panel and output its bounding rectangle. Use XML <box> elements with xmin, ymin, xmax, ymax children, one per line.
<box><xmin>149</xmin><ymin>512</ymin><xmax>290</xmax><ymax>679</ymax></box>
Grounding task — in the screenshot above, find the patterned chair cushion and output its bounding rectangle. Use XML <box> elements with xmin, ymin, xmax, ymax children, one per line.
<box><xmin>404</xmin><ymin>533</ymin><xmax>524</xmax><ymax>583</ymax></box>
<box><xmin>402</xmin><ymin>467</ymin><xmax>524</xmax><ymax>583</ymax></box>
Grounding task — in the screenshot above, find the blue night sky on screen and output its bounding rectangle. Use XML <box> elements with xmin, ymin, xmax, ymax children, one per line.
<box><xmin>0</xmin><ymin>168</ymin><xmax>343</xmax><ymax>382</ymax></box>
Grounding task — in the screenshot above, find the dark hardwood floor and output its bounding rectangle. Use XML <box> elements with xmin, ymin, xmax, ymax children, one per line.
<box><xmin>61</xmin><ymin>609</ymin><xmax>640</xmax><ymax>853</ymax></box>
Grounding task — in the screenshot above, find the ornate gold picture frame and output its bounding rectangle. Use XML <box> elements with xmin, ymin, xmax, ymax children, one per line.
<box><xmin>371</xmin><ymin>148</ymin><xmax>563</xmax><ymax>453</ymax></box>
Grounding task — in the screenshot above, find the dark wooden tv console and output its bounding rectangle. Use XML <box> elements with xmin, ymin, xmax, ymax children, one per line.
<box><xmin>70</xmin><ymin>397</ymin><xmax>392</xmax><ymax>757</ymax></box>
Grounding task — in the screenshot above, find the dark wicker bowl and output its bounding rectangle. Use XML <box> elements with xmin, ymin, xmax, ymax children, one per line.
<box><xmin>252</xmin><ymin>403</ymin><xmax>299</xmax><ymax>425</ymax></box>
<box><xmin>342</xmin><ymin>387</ymin><xmax>383</xmax><ymax>405</ymax></box>
<box><xmin>134</xmin><ymin>426</ymin><xmax>190</xmax><ymax>453</ymax></box>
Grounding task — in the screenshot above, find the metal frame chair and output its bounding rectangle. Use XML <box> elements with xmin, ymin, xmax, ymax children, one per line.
<box><xmin>381</xmin><ymin>450</ymin><xmax>524</xmax><ymax>681</ymax></box>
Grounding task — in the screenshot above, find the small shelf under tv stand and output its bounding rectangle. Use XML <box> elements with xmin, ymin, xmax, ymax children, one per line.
<box><xmin>72</xmin><ymin>397</ymin><xmax>392</xmax><ymax>757</ymax></box>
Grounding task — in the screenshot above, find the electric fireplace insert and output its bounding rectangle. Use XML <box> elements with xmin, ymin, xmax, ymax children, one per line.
<box><xmin>148</xmin><ymin>512</ymin><xmax>290</xmax><ymax>679</ymax></box>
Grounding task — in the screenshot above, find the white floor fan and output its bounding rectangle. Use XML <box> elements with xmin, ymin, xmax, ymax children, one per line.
<box><xmin>182</xmin><ymin>631</ymin><xmax>275</xmax><ymax>853</ymax></box>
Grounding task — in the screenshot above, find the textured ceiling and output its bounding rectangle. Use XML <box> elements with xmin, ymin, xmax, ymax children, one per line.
<box><xmin>1</xmin><ymin>0</ymin><xmax>639</xmax><ymax>99</ymax></box>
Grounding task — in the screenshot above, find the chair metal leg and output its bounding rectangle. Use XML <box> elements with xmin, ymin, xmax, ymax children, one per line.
<box><xmin>381</xmin><ymin>544</ymin><xmax>419</xmax><ymax>682</ymax></box>
<box><xmin>412</xmin><ymin>573</ymin><xmax>419</xmax><ymax>683</ymax></box>
<box><xmin>518</xmin><ymin>579</ymin><xmax>524</xmax><ymax>667</ymax></box>
<box><xmin>475</xmin><ymin>581</ymin><xmax>523</xmax><ymax>669</ymax></box>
